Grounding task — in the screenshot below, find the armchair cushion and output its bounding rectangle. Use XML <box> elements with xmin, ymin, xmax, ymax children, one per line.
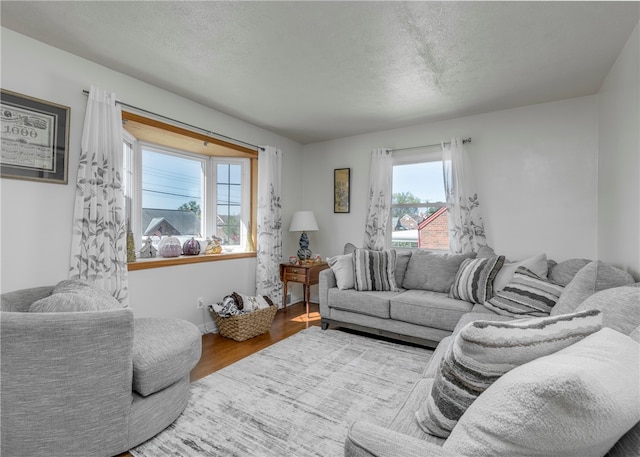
<box><xmin>132</xmin><ymin>318</ymin><xmax>202</xmax><ymax>396</ymax></box>
<box><xmin>29</xmin><ymin>279</ymin><xmax>121</xmax><ymax>313</ymax></box>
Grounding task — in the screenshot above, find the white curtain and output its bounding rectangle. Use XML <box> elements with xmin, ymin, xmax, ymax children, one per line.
<box><xmin>69</xmin><ymin>86</ymin><xmax>128</xmax><ymax>303</ymax></box>
<box><xmin>363</xmin><ymin>148</ymin><xmax>393</xmax><ymax>251</ymax></box>
<box><xmin>256</xmin><ymin>146</ymin><xmax>283</xmax><ymax>306</ymax></box>
<box><xmin>442</xmin><ymin>137</ymin><xmax>487</xmax><ymax>254</ymax></box>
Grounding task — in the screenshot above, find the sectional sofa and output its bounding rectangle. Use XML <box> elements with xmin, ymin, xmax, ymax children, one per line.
<box><xmin>320</xmin><ymin>245</ymin><xmax>631</xmax><ymax>348</ymax></box>
<box><xmin>344</xmin><ymin>284</ymin><xmax>640</xmax><ymax>456</ymax></box>
<box><xmin>319</xmin><ymin>245</ymin><xmax>639</xmax><ymax>456</ymax></box>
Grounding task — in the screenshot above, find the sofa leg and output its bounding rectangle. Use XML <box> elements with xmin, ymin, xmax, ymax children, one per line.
<box><xmin>321</xmin><ymin>320</ymin><xmax>329</xmax><ymax>330</ymax></box>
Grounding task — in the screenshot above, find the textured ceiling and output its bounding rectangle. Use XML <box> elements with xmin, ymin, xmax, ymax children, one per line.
<box><xmin>2</xmin><ymin>1</ymin><xmax>638</xmax><ymax>144</ymax></box>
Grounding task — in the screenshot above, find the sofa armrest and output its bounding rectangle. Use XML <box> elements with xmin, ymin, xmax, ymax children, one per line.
<box><xmin>1</xmin><ymin>308</ymin><xmax>134</xmax><ymax>456</ymax></box>
<box><xmin>319</xmin><ymin>268</ymin><xmax>336</xmax><ymax>318</ymax></box>
<box><xmin>345</xmin><ymin>421</ymin><xmax>460</xmax><ymax>457</ymax></box>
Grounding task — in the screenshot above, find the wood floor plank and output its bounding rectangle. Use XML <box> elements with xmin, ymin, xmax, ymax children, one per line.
<box><xmin>116</xmin><ymin>302</ymin><xmax>320</xmax><ymax>457</ymax></box>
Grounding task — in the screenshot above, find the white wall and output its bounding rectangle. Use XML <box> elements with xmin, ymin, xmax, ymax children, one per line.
<box><xmin>597</xmin><ymin>21</ymin><xmax>640</xmax><ymax>279</ymax></box>
<box><xmin>0</xmin><ymin>28</ymin><xmax>304</xmax><ymax>329</ymax></box>
<box><xmin>302</xmin><ymin>96</ymin><xmax>599</xmax><ymax>264</ymax></box>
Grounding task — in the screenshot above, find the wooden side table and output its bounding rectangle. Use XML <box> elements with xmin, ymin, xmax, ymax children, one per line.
<box><xmin>279</xmin><ymin>261</ymin><xmax>329</xmax><ymax>318</ymax></box>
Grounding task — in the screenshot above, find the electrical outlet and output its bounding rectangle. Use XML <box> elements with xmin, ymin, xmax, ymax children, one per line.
<box><xmin>196</xmin><ymin>297</ymin><xmax>205</xmax><ymax>309</ymax></box>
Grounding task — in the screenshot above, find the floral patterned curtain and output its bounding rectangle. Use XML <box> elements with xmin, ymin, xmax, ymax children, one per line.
<box><xmin>69</xmin><ymin>86</ymin><xmax>128</xmax><ymax>304</ymax></box>
<box><xmin>256</xmin><ymin>146</ymin><xmax>283</xmax><ymax>306</ymax></box>
<box><xmin>442</xmin><ymin>137</ymin><xmax>487</xmax><ymax>254</ymax></box>
<box><xmin>363</xmin><ymin>148</ymin><xmax>392</xmax><ymax>251</ymax></box>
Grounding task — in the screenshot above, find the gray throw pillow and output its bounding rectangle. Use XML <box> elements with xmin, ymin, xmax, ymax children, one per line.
<box><xmin>493</xmin><ymin>253</ymin><xmax>548</xmax><ymax>292</ymax></box>
<box><xmin>394</xmin><ymin>250</ymin><xmax>412</xmax><ymax>288</ymax></box>
<box><xmin>483</xmin><ymin>267</ymin><xmax>564</xmax><ymax>317</ymax></box>
<box><xmin>552</xmin><ymin>261</ymin><xmax>634</xmax><ymax>316</ymax></box>
<box><xmin>29</xmin><ymin>293</ymin><xmax>108</xmax><ymax>313</ymax></box>
<box><xmin>326</xmin><ymin>254</ymin><xmax>354</xmax><ymax>290</ymax></box>
<box><xmin>416</xmin><ymin>309</ymin><xmax>603</xmax><ymax>438</ymax></box>
<box><xmin>443</xmin><ymin>328</ymin><xmax>640</xmax><ymax>457</ymax></box>
<box><xmin>548</xmin><ymin>258</ymin><xmax>592</xmax><ymax>286</ymax></box>
<box><xmin>575</xmin><ymin>286</ymin><xmax>640</xmax><ymax>336</ymax></box>
<box><xmin>30</xmin><ymin>279</ymin><xmax>121</xmax><ymax>313</ymax></box>
<box><xmin>353</xmin><ymin>249</ymin><xmax>398</xmax><ymax>292</ymax></box>
<box><xmin>449</xmin><ymin>255</ymin><xmax>506</xmax><ymax>304</ymax></box>
<box><xmin>402</xmin><ymin>250</ymin><xmax>476</xmax><ymax>293</ymax></box>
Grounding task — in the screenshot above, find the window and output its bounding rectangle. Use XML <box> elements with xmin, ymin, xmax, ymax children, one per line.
<box><xmin>391</xmin><ymin>152</ymin><xmax>449</xmax><ymax>250</ymax></box>
<box><xmin>122</xmin><ymin>112</ymin><xmax>256</xmax><ymax>266</ymax></box>
<box><xmin>140</xmin><ymin>144</ymin><xmax>205</xmax><ymax>240</ymax></box>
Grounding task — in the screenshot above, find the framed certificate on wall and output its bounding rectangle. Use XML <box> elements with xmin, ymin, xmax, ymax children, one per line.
<box><xmin>1</xmin><ymin>89</ymin><xmax>70</xmax><ymax>184</ymax></box>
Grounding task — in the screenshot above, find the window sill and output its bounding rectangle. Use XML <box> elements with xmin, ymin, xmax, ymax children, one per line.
<box><xmin>127</xmin><ymin>251</ymin><xmax>257</xmax><ymax>271</ymax></box>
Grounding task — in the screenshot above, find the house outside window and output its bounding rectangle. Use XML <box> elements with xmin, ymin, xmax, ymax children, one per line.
<box><xmin>391</xmin><ymin>151</ymin><xmax>449</xmax><ymax>250</ymax></box>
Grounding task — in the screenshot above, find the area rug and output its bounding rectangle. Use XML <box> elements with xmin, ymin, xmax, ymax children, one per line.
<box><xmin>131</xmin><ymin>326</ymin><xmax>432</xmax><ymax>457</ymax></box>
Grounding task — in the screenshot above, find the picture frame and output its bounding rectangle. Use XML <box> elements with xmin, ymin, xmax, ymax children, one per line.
<box><xmin>334</xmin><ymin>168</ymin><xmax>350</xmax><ymax>213</ymax></box>
<box><xmin>1</xmin><ymin>89</ymin><xmax>70</xmax><ymax>184</ymax></box>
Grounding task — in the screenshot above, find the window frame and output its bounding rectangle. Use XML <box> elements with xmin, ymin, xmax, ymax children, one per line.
<box><xmin>389</xmin><ymin>150</ymin><xmax>448</xmax><ymax>249</ymax></box>
<box><xmin>121</xmin><ymin>111</ymin><xmax>258</xmax><ymax>270</ymax></box>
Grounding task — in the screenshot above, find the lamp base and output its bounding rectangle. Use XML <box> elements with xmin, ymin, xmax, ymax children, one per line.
<box><xmin>297</xmin><ymin>232</ymin><xmax>312</xmax><ymax>260</ymax></box>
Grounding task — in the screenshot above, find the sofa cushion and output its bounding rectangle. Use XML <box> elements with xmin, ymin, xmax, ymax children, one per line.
<box><xmin>390</xmin><ymin>290</ymin><xmax>473</xmax><ymax>332</ymax></box>
<box><xmin>402</xmin><ymin>250</ymin><xmax>476</xmax><ymax>293</ymax></box>
<box><xmin>493</xmin><ymin>253</ymin><xmax>548</xmax><ymax>291</ymax></box>
<box><xmin>548</xmin><ymin>258</ymin><xmax>591</xmax><ymax>286</ymax></box>
<box><xmin>416</xmin><ymin>310</ymin><xmax>603</xmax><ymax>438</ymax></box>
<box><xmin>327</xmin><ymin>288</ymin><xmax>399</xmax><ymax>319</ymax></box>
<box><xmin>483</xmin><ymin>267</ymin><xmax>564</xmax><ymax>317</ymax></box>
<box><xmin>443</xmin><ymin>328</ymin><xmax>640</xmax><ymax>457</ymax></box>
<box><xmin>327</xmin><ymin>254</ymin><xmax>355</xmax><ymax>290</ymax></box>
<box><xmin>574</xmin><ymin>286</ymin><xmax>640</xmax><ymax>336</ymax></box>
<box><xmin>353</xmin><ymin>249</ymin><xmax>398</xmax><ymax>292</ymax></box>
<box><xmin>449</xmin><ymin>256</ymin><xmax>505</xmax><ymax>304</ymax></box>
<box><xmin>29</xmin><ymin>279</ymin><xmax>122</xmax><ymax>313</ymax></box>
<box><xmin>552</xmin><ymin>261</ymin><xmax>634</xmax><ymax>316</ymax></box>
<box><xmin>132</xmin><ymin>318</ymin><xmax>202</xmax><ymax>397</ymax></box>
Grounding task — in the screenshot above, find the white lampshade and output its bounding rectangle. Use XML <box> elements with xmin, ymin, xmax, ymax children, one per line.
<box><xmin>289</xmin><ymin>211</ymin><xmax>319</xmax><ymax>232</ymax></box>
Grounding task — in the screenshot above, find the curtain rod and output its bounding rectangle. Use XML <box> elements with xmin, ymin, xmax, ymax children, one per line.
<box><xmin>389</xmin><ymin>137</ymin><xmax>472</xmax><ymax>153</ymax></box>
<box><xmin>82</xmin><ymin>89</ymin><xmax>262</xmax><ymax>151</ymax></box>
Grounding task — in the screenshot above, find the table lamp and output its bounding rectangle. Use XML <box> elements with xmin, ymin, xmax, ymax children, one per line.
<box><xmin>289</xmin><ymin>210</ymin><xmax>319</xmax><ymax>261</ymax></box>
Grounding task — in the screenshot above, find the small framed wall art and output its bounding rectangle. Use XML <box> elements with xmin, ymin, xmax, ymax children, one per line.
<box><xmin>1</xmin><ymin>89</ymin><xmax>70</xmax><ymax>184</ymax></box>
<box><xmin>334</xmin><ymin>167</ymin><xmax>350</xmax><ymax>213</ymax></box>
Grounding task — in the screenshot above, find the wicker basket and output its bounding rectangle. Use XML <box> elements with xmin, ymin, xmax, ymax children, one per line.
<box><xmin>212</xmin><ymin>302</ymin><xmax>278</xmax><ymax>342</ymax></box>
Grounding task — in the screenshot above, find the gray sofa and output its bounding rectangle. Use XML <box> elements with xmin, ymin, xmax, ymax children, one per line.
<box><xmin>320</xmin><ymin>247</ymin><xmax>626</xmax><ymax>348</ymax></box>
<box><xmin>320</xmin><ymin>248</ymin><xmax>476</xmax><ymax>347</ymax></box>
<box><xmin>1</xmin><ymin>281</ymin><xmax>202</xmax><ymax>457</ymax></box>
<box><xmin>344</xmin><ymin>283</ymin><xmax>640</xmax><ymax>457</ymax></box>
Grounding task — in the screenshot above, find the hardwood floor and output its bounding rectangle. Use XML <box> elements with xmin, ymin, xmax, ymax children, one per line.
<box><xmin>117</xmin><ymin>302</ymin><xmax>320</xmax><ymax>457</ymax></box>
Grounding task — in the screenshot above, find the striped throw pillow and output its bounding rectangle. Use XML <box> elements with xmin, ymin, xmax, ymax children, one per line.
<box><xmin>353</xmin><ymin>249</ymin><xmax>398</xmax><ymax>291</ymax></box>
<box><xmin>449</xmin><ymin>256</ymin><xmax>506</xmax><ymax>304</ymax></box>
<box><xmin>482</xmin><ymin>266</ymin><xmax>564</xmax><ymax>317</ymax></box>
<box><xmin>416</xmin><ymin>309</ymin><xmax>603</xmax><ymax>438</ymax></box>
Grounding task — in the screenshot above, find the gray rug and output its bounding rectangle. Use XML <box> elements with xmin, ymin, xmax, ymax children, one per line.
<box><xmin>131</xmin><ymin>326</ymin><xmax>432</xmax><ymax>457</ymax></box>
